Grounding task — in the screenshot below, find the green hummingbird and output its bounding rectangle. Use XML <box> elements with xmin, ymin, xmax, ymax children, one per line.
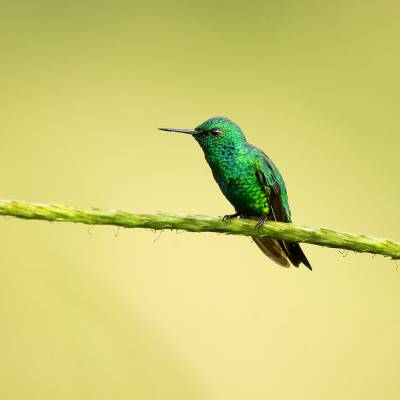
<box><xmin>159</xmin><ymin>116</ymin><xmax>311</xmax><ymax>269</ymax></box>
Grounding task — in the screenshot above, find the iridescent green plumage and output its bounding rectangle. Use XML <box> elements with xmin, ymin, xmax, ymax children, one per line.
<box><xmin>160</xmin><ymin>116</ymin><xmax>311</xmax><ymax>269</ymax></box>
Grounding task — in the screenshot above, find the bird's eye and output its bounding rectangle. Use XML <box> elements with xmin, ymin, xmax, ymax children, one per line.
<box><xmin>210</xmin><ymin>128</ymin><xmax>221</xmax><ymax>136</ymax></box>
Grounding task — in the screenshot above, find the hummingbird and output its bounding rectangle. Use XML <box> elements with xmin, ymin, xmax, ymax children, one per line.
<box><xmin>159</xmin><ymin>116</ymin><xmax>311</xmax><ymax>270</ymax></box>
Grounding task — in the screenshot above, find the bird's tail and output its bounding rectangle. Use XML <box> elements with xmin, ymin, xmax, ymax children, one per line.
<box><xmin>253</xmin><ymin>237</ymin><xmax>312</xmax><ymax>270</ymax></box>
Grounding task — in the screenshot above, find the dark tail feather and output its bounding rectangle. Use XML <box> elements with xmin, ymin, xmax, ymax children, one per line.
<box><xmin>254</xmin><ymin>237</ymin><xmax>312</xmax><ymax>270</ymax></box>
<box><xmin>281</xmin><ymin>241</ymin><xmax>312</xmax><ymax>270</ymax></box>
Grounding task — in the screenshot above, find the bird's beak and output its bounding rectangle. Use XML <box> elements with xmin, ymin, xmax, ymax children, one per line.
<box><xmin>158</xmin><ymin>127</ymin><xmax>198</xmax><ymax>135</ymax></box>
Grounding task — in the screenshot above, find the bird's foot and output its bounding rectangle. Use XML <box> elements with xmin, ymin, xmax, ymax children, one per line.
<box><xmin>256</xmin><ymin>215</ymin><xmax>269</xmax><ymax>231</ymax></box>
<box><xmin>223</xmin><ymin>212</ymin><xmax>240</xmax><ymax>224</ymax></box>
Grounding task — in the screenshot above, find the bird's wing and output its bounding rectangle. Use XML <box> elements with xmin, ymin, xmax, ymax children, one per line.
<box><xmin>254</xmin><ymin>150</ymin><xmax>291</xmax><ymax>223</ymax></box>
<box><xmin>254</xmin><ymin>149</ymin><xmax>312</xmax><ymax>270</ymax></box>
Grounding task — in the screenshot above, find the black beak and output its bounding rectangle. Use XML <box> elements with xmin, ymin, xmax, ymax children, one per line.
<box><xmin>158</xmin><ymin>127</ymin><xmax>198</xmax><ymax>135</ymax></box>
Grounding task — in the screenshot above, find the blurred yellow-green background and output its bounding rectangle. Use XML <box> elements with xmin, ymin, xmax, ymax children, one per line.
<box><xmin>1</xmin><ymin>1</ymin><xmax>399</xmax><ymax>399</ymax></box>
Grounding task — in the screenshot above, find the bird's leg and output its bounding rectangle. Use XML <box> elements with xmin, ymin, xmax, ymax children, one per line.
<box><xmin>256</xmin><ymin>215</ymin><xmax>269</xmax><ymax>230</ymax></box>
<box><xmin>223</xmin><ymin>212</ymin><xmax>240</xmax><ymax>224</ymax></box>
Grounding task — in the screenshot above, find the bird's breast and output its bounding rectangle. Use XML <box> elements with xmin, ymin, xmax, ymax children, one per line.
<box><xmin>207</xmin><ymin>155</ymin><xmax>269</xmax><ymax>216</ymax></box>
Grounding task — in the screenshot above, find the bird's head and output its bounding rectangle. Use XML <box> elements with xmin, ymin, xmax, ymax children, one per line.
<box><xmin>159</xmin><ymin>116</ymin><xmax>246</xmax><ymax>153</ymax></box>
